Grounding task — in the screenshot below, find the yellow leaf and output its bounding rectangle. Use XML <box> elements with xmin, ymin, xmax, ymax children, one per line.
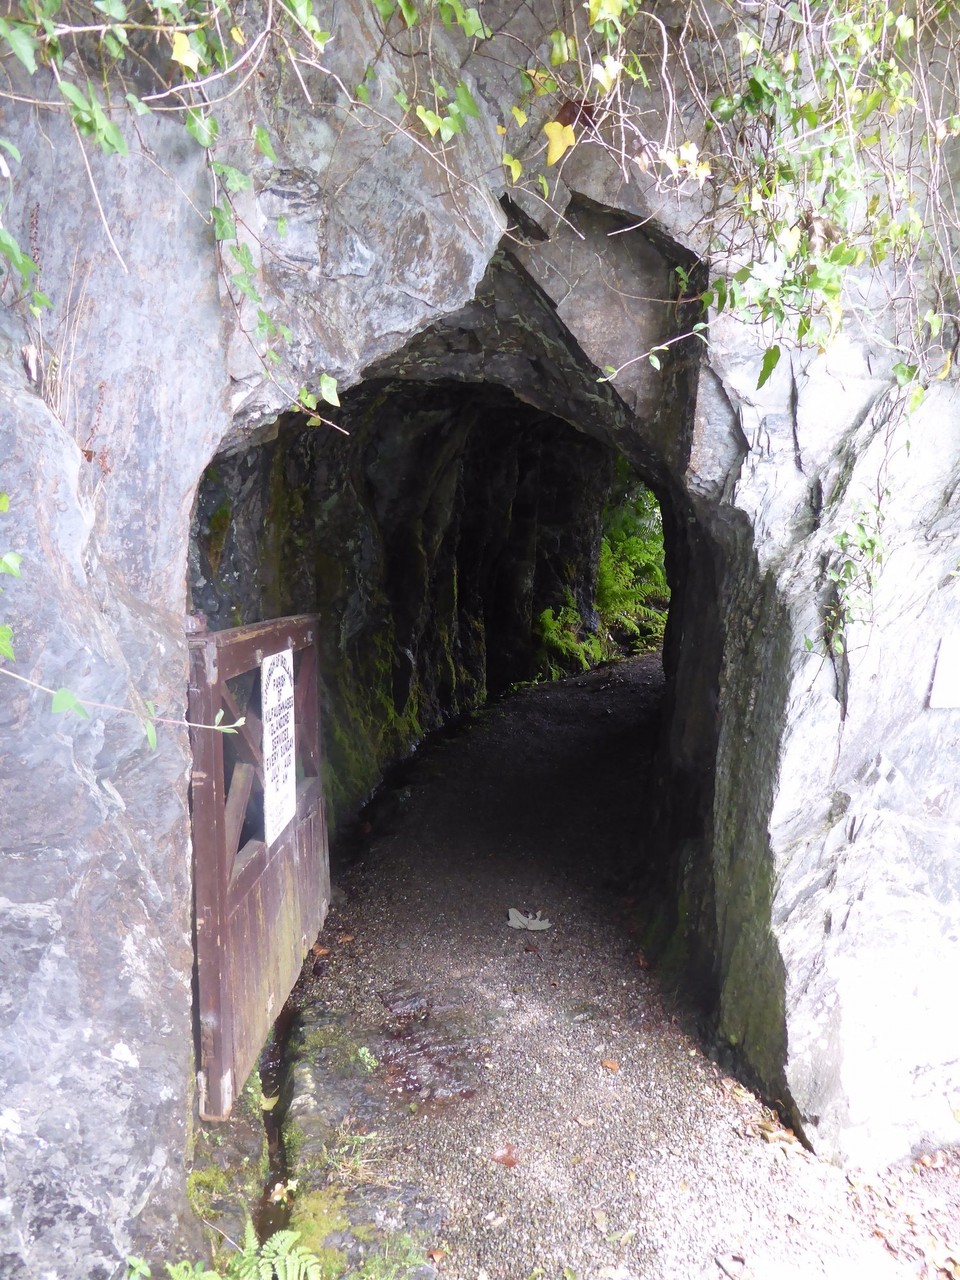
<box><xmin>511</xmin><ymin>105</ymin><xmax>528</xmax><ymax>127</ymax></box>
<box><xmin>544</xmin><ymin>120</ymin><xmax>576</xmax><ymax>166</ymax></box>
<box><xmin>496</xmin><ymin>124</ymin><xmax>507</xmax><ymax>135</ymax></box>
<box><xmin>777</xmin><ymin>223</ymin><xmax>802</xmax><ymax>258</ymax></box>
<box><xmin>503</xmin><ymin>153</ymin><xmax>522</xmax><ymax>182</ymax></box>
<box><xmin>677</xmin><ymin>140</ymin><xmax>699</xmax><ymax>167</ymax></box>
<box><xmin>230</xmin><ymin>25</ymin><xmax>245</xmax><ymax>45</ymax></box>
<box><xmin>171</xmin><ymin>30</ymin><xmax>201</xmax><ymax>74</ymax></box>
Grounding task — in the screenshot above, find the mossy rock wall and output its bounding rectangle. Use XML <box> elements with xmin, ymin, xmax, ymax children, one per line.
<box><xmin>191</xmin><ymin>381</ymin><xmax>615</xmax><ymax>828</ymax></box>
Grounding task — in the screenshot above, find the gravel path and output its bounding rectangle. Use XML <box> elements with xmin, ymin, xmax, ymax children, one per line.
<box><xmin>283</xmin><ymin>655</ymin><xmax>959</xmax><ymax>1280</ymax></box>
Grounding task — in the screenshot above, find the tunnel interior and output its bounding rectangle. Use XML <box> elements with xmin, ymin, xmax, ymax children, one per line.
<box><xmin>188</xmin><ymin>249</ymin><xmax>727</xmax><ymax>992</ymax></box>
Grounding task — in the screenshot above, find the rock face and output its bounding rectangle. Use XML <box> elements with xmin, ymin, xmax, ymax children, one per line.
<box><xmin>0</xmin><ymin>0</ymin><xmax>958</xmax><ymax>1273</ymax></box>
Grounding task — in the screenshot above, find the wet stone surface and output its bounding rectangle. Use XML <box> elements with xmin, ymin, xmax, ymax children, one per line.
<box><xmin>279</xmin><ymin>657</ymin><xmax>960</xmax><ymax>1280</ymax></box>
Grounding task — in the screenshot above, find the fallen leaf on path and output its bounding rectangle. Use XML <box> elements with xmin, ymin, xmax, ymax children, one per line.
<box><xmin>260</xmin><ymin>1094</ymin><xmax>280</xmax><ymax>1111</ymax></box>
<box><xmin>337</xmin><ymin>933</ymin><xmax>355</xmax><ymax>944</ymax></box>
<box><xmin>634</xmin><ymin>951</ymin><xmax>651</xmax><ymax>969</ymax></box>
<box><xmin>427</xmin><ymin>1249</ymin><xmax>447</xmax><ymax>1264</ymax></box>
<box><xmin>491</xmin><ymin>1143</ymin><xmax>519</xmax><ymax>1167</ymax></box>
<box><xmin>592</xmin><ymin>1207</ymin><xmax>609</xmax><ymax>1232</ymax></box>
<box><xmin>508</xmin><ymin>908</ymin><xmax>552</xmax><ymax>930</ymax></box>
<box><xmin>601</xmin><ymin>1059</ymin><xmax>620</xmax><ymax>1073</ymax></box>
<box><xmin>311</xmin><ymin>944</ymin><xmax>331</xmax><ymax>957</ymax></box>
<box><xmin>918</xmin><ymin>1150</ymin><xmax>948</xmax><ymax>1169</ymax></box>
<box><xmin>715</xmin><ymin>1253</ymin><xmax>746</xmax><ymax>1278</ymax></box>
<box><xmin>574</xmin><ymin>1115</ymin><xmax>595</xmax><ymax>1127</ymax></box>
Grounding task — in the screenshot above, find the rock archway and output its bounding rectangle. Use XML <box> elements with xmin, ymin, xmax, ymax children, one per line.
<box><xmin>1</xmin><ymin>8</ymin><xmax>959</xmax><ymax>1271</ymax></box>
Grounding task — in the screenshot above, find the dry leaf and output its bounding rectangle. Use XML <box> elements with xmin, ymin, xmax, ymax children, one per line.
<box><xmin>575</xmin><ymin>1115</ymin><xmax>595</xmax><ymax>1127</ymax></box>
<box><xmin>491</xmin><ymin>1143</ymin><xmax>519</xmax><ymax>1167</ymax></box>
<box><xmin>593</xmin><ymin>1207</ymin><xmax>609</xmax><ymax>1232</ymax></box>
<box><xmin>337</xmin><ymin>933</ymin><xmax>355</xmax><ymax>944</ymax></box>
<box><xmin>601</xmin><ymin>1059</ymin><xmax>620</xmax><ymax>1073</ymax></box>
<box><xmin>716</xmin><ymin>1254</ymin><xmax>746</xmax><ymax>1279</ymax></box>
<box><xmin>311</xmin><ymin>944</ymin><xmax>331</xmax><ymax>957</ymax></box>
<box><xmin>427</xmin><ymin>1249</ymin><xmax>447</xmax><ymax>1264</ymax></box>
<box><xmin>919</xmin><ymin>1150</ymin><xmax>948</xmax><ymax>1169</ymax></box>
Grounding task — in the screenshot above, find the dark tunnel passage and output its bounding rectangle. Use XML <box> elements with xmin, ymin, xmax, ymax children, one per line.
<box><xmin>188</xmin><ymin>369</ymin><xmax>724</xmax><ymax>981</ymax></box>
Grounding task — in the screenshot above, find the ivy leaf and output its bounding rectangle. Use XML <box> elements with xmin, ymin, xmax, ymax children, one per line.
<box><xmin>0</xmin><ymin>551</ymin><xmax>22</xmax><ymax>577</ymax></box>
<box><xmin>537</xmin><ymin>173</ymin><xmax>550</xmax><ymax>199</ymax></box>
<box><xmin>254</xmin><ymin>125</ymin><xmax>277</xmax><ymax>162</ymax></box>
<box><xmin>503</xmin><ymin>153</ymin><xmax>521</xmax><ymax>183</ymax></box>
<box><xmin>458</xmin><ymin>7</ymin><xmax>490</xmax><ymax>38</ymax></box>
<box><xmin>51</xmin><ymin>687</ymin><xmax>90</xmax><ymax>719</ymax></box>
<box><xmin>454</xmin><ymin>80</ymin><xmax>480</xmax><ymax>119</ymax></box>
<box><xmin>511</xmin><ymin>105</ymin><xmax>527</xmax><ymax>128</ymax></box>
<box><xmin>124</xmin><ymin>92</ymin><xmax>151</xmax><ymax>116</ymax></box>
<box><xmin>185</xmin><ymin>108</ymin><xmax>218</xmax><ymax>148</ymax></box>
<box><xmin>0</xmin><ymin>19</ymin><xmax>38</xmax><ymax>75</ymax></box>
<box><xmin>543</xmin><ymin>120</ymin><xmax>576</xmax><ymax>165</ymax></box>
<box><xmin>170</xmin><ymin>30</ymin><xmax>201</xmax><ymax>74</ymax></box>
<box><xmin>319</xmin><ymin>373</ymin><xmax>340</xmax><ymax>406</ymax></box>
<box><xmin>0</xmin><ymin>492</ymin><xmax>9</xmax><ymax>512</ymax></box>
<box><xmin>211</xmin><ymin>161</ymin><xmax>252</xmax><ymax>193</ymax></box>
<box><xmin>0</xmin><ymin>624</ymin><xmax>13</xmax><ymax>662</ymax></box>
<box><xmin>415</xmin><ymin>105</ymin><xmax>443</xmax><ymax>138</ymax></box>
<box><xmin>398</xmin><ymin>0</ymin><xmax>419</xmax><ymax>24</ymax></box>
<box><xmin>756</xmin><ymin>344</ymin><xmax>781</xmax><ymax>389</ymax></box>
<box><xmin>143</xmin><ymin>717</ymin><xmax>158</xmax><ymax>752</ymax></box>
<box><xmin>211</xmin><ymin>203</ymin><xmax>236</xmax><ymax>241</ymax></box>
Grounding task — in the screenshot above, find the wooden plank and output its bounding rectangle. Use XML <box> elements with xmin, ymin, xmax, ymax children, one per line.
<box><xmin>221</xmin><ymin>682</ymin><xmax>264</xmax><ymax>771</ymax></box>
<box><xmin>188</xmin><ymin>649</ymin><xmax>234</xmax><ymax>1121</ymax></box>
<box><xmin>223</xmin><ymin>761</ymin><xmax>256</xmax><ymax>870</ymax></box>
<box><xmin>295</xmin><ymin>644</ymin><xmax>320</xmax><ymax>777</ymax></box>
<box><xmin>189</xmin><ymin>615</ymin><xmax>316</xmax><ymax>683</ymax></box>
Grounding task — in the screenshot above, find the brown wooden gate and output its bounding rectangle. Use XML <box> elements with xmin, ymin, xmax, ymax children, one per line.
<box><xmin>187</xmin><ymin>615</ymin><xmax>329</xmax><ymax>1120</ymax></box>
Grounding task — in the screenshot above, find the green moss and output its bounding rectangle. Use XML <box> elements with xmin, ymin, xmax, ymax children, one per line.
<box><xmin>283</xmin><ymin>1119</ymin><xmax>307</xmax><ymax>1167</ymax></box>
<box><xmin>186</xmin><ymin>1165</ymin><xmax>230</xmax><ymax>1220</ymax></box>
<box><xmin>204</xmin><ymin>499</ymin><xmax>233</xmax><ymax>578</ymax></box>
<box><xmin>288</xmin><ymin>1187</ymin><xmax>350</xmax><ymax>1276</ymax></box>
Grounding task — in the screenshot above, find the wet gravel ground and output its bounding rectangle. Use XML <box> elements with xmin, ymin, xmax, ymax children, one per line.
<box><xmin>286</xmin><ymin>655</ymin><xmax>960</xmax><ymax>1280</ymax></box>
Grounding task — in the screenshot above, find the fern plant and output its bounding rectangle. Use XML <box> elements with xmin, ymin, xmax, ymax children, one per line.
<box><xmin>128</xmin><ymin>1221</ymin><xmax>324</xmax><ymax>1280</ymax></box>
<box><xmin>532</xmin><ymin>477</ymin><xmax>669</xmax><ymax>682</ymax></box>
<box><xmin>595</xmin><ymin>486</ymin><xmax>669</xmax><ymax>653</ymax></box>
<box><xmin>533</xmin><ymin>591</ymin><xmax>604</xmax><ymax>680</ymax></box>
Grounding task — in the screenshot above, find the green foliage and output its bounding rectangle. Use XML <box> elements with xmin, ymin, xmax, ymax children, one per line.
<box><xmin>534</xmin><ymin>479</ymin><xmax>669</xmax><ymax>681</ymax></box>
<box><xmin>127</xmin><ymin>1221</ymin><xmax>325</xmax><ymax>1280</ymax></box>
<box><xmin>534</xmin><ymin>590</ymin><xmax>605</xmax><ymax>681</ymax></box>
<box><xmin>808</xmin><ymin>498</ymin><xmax>886</xmax><ymax>657</ymax></box>
<box><xmin>595</xmin><ymin>484</ymin><xmax>669</xmax><ymax>653</ymax></box>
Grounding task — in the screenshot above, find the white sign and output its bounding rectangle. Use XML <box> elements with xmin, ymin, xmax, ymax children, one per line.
<box><xmin>930</xmin><ymin>633</ymin><xmax>960</xmax><ymax>709</ymax></box>
<box><xmin>261</xmin><ymin>649</ymin><xmax>297</xmax><ymax>846</ymax></box>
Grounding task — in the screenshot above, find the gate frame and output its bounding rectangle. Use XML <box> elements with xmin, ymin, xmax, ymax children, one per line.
<box><xmin>186</xmin><ymin>614</ymin><xmax>327</xmax><ymax>1119</ymax></box>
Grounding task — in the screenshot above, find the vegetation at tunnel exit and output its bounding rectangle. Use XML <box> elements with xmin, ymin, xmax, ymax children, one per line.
<box><xmin>534</xmin><ymin>478</ymin><xmax>669</xmax><ymax>681</ymax></box>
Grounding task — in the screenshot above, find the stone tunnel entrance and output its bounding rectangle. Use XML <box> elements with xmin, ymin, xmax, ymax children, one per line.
<box><xmin>190</xmin><ymin>382</ymin><xmax>715</xmax><ymax>856</ymax></box>
<box><xmin>187</xmin><ymin>249</ymin><xmax>727</xmax><ymax>1116</ymax></box>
